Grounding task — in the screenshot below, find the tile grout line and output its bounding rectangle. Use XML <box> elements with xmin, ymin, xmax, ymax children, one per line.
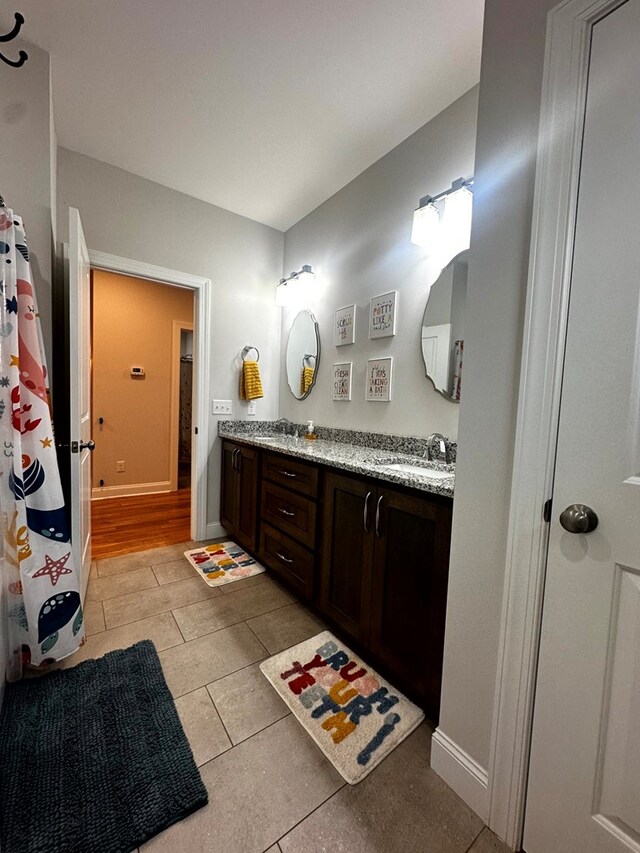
<box><xmin>273</xmin><ymin>778</ymin><xmax>348</xmax><ymax>850</ymax></box>
<box><xmin>195</xmin><ymin>710</ymin><xmax>296</xmax><ymax>775</ymax></box>
<box><xmin>175</xmin><ymin>600</ymin><xmax>303</xmax><ymax>644</ymax></box>
<box><xmin>463</xmin><ymin>827</ymin><xmax>485</xmax><ymax>852</ymax></box>
<box><xmin>167</xmin><ymin>610</ymin><xmax>187</xmax><ymax>645</ymax></box>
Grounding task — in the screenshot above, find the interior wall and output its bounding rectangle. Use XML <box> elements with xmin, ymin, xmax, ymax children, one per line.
<box><xmin>91</xmin><ymin>270</ymin><xmax>193</xmax><ymax>494</ymax></box>
<box><xmin>0</xmin><ymin>40</ymin><xmax>55</xmax><ymax>704</ymax></box>
<box><xmin>57</xmin><ymin>148</ymin><xmax>283</xmax><ymax>532</ymax></box>
<box><xmin>435</xmin><ymin>0</ymin><xmax>560</xmax><ymax>788</ymax></box>
<box><xmin>279</xmin><ymin>87</ymin><xmax>478</xmax><ymax>440</ymax></box>
<box><xmin>0</xmin><ymin>40</ymin><xmax>54</xmax><ymax>364</ymax></box>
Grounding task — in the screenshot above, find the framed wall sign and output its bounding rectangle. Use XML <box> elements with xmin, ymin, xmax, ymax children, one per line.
<box><xmin>334</xmin><ymin>304</ymin><xmax>356</xmax><ymax>346</ymax></box>
<box><xmin>332</xmin><ymin>362</ymin><xmax>352</xmax><ymax>401</ymax></box>
<box><xmin>369</xmin><ymin>291</ymin><xmax>397</xmax><ymax>339</ymax></box>
<box><xmin>365</xmin><ymin>357</ymin><xmax>393</xmax><ymax>401</ymax></box>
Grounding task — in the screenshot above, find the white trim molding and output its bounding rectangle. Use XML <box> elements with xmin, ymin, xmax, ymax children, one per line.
<box><xmin>486</xmin><ymin>0</ymin><xmax>627</xmax><ymax>849</ymax></box>
<box><xmin>431</xmin><ymin>729</ymin><xmax>489</xmax><ymax>821</ymax></box>
<box><xmin>89</xmin><ymin>250</ymin><xmax>211</xmax><ymax>542</ymax></box>
<box><xmin>91</xmin><ymin>481</ymin><xmax>172</xmax><ymax>500</ymax></box>
<box><xmin>205</xmin><ymin>522</ymin><xmax>227</xmax><ymax>542</ymax></box>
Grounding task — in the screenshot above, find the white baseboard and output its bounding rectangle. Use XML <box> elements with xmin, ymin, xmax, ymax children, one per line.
<box><xmin>431</xmin><ymin>728</ymin><xmax>489</xmax><ymax>821</ymax></box>
<box><xmin>91</xmin><ymin>480</ymin><xmax>172</xmax><ymax>500</ymax></box>
<box><xmin>204</xmin><ymin>522</ymin><xmax>227</xmax><ymax>541</ymax></box>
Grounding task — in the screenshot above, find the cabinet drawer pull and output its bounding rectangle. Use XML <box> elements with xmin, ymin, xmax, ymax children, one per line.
<box><xmin>375</xmin><ymin>494</ymin><xmax>384</xmax><ymax>538</ymax></box>
<box><xmin>275</xmin><ymin>550</ymin><xmax>293</xmax><ymax>564</ymax></box>
<box><xmin>363</xmin><ymin>491</ymin><xmax>372</xmax><ymax>532</ymax></box>
<box><xmin>278</xmin><ymin>469</ymin><xmax>297</xmax><ymax>478</ymax></box>
<box><xmin>277</xmin><ymin>506</ymin><xmax>295</xmax><ymax>517</ymax></box>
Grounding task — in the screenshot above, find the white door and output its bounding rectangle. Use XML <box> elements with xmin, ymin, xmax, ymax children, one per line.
<box><xmin>421</xmin><ymin>322</ymin><xmax>452</xmax><ymax>392</ymax></box>
<box><xmin>68</xmin><ymin>208</ymin><xmax>93</xmax><ymax>600</ymax></box>
<box><xmin>524</xmin><ymin>2</ymin><xmax>640</xmax><ymax>851</ymax></box>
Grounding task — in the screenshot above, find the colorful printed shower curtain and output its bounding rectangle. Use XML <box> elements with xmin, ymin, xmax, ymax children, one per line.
<box><xmin>0</xmin><ymin>199</ymin><xmax>84</xmax><ymax>681</ymax></box>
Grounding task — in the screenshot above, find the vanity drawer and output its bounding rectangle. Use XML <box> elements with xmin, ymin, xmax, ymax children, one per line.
<box><xmin>261</xmin><ymin>481</ymin><xmax>317</xmax><ymax>548</ymax></box>
<box><xmin>259</xmin><ymin>523</ymin><xmax>314</xmax><ymax>600</ymax></box>
<box><xmin>262</xmin><ymin>452</ymin><xmax>319</xmax><ymax>498</ymax></box>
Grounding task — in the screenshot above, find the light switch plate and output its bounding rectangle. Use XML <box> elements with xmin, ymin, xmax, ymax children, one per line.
<box><xmin>212</xmin><ymin>399</ymin><xmax>232</xmax><ymax>415</ymax></box>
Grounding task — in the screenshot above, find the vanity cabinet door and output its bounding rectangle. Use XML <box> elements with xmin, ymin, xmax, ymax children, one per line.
<box><xmin>220</xmin><ymin>440</ymin><xmax>259</xmax><ymax>553</ymax></box>
<box><xmin>369</xmin><ymin>487</ymin><xmax>452</xmax><ymax>720</ymax></box>
<box><xmin>220</xmin><ymin>441</ymin><xmax>239</xmax><ymax>535</ymax></box>
<box><xmin>319</xmin><ymin>471</ymin><xmax>375</xmax><ymax>645</ymax></box>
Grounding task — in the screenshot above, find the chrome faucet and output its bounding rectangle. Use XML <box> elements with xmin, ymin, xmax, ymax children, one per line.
<box><xmin>275</xmin><ymin>417</ymin><xmax>293</xmax><ymax>436</ymax></box>
<box><xmin>426</xmin><ymin>433</ymin><xmax>450</xmax><ymax>464</ymax></box>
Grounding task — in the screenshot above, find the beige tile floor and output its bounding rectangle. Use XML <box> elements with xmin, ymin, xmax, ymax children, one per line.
<box><xmin>69</xmin><ymin>541</ymin><xmax>511</xmax><ymax>853</ymax></box>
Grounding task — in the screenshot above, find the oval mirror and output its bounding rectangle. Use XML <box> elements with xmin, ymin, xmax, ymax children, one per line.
<box><xmin>421</xmin><ymin>250</ymin><xmax>468</xmax><ymax>402</ymax></box>
<box><xmin>286</xmin><ymin>309</ymin><xmax>320</xmax><ymax>400</ymax></box>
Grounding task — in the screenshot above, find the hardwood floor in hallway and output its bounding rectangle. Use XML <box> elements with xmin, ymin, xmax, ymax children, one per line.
<box><xmin>91</xmin><ymin>489</ymin><xmax>191</xmax><ymax>559</ymax></box>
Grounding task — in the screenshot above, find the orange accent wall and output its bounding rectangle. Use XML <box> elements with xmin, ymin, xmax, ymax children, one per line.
<box><xmin>91</xmin><ymin>270</ymin><xmax>194</xmax><ymax>491</ymax></box>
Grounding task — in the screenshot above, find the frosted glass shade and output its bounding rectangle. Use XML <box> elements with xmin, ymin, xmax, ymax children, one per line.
<box><xmin>411</xmin><ymin>202</ymin><xmax>440</xmax><ymax>248</ymax></box>
<box><xmin>440</xmin><ymin>187</ymin><xmax>473</xmax><ymax>264</ymax></box>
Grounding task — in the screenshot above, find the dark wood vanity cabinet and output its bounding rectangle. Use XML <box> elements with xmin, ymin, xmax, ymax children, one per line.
<box><xmin>258</xmin><ymin>451</ymin><xmax>319</xmax><ymax>601</ymax></box>
<box><xmin>319</xmin><ymin>472</ymin><xmax>375</xmax><ymax>644</ymax></box>
<box><xmin>220</xmin><ymin>440</ymin><xmax>259</xmax><ymax>552</ymax></box>
<box><xmin>220</xmin><ymin>437</ymin><xmax>452</xmax><ymax>720</ymax></box>
<box><xmin>320</xmin><ymin>469</ymin><xmax>452</xmax><ymax>719</ymax></box>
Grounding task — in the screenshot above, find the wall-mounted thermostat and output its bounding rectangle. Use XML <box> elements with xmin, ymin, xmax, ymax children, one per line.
<box><xmin>130</xmin><ymin>366</ymin><xmax>145</xmax><ymax>378</ymax></box>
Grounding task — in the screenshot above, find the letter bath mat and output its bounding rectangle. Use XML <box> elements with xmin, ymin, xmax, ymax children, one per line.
<box><xmin>184</xmin><ymin>541</ymin><xmax>265</xmax><ymax>587</ymax></box>
<box><xmin>260</xmin><ymin>631</ymin><xmax>424</xmax><ymax>784</ymax></box>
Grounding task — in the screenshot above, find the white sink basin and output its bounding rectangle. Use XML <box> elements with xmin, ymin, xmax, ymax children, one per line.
<box><xmin>382</xmin><ymin>463</ymin><xmax>452</xmax><ymax>479</ymax></box>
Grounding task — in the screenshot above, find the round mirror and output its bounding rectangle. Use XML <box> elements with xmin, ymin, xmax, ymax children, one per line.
<box><xmin>421</xmin><ymin>250</ymin><xmax>468</xmax><ymax>402</ymax></box>
<box><xmin>286</xmin><ymin>310</ymin><xmax>320</xmax><ymax>399</ymax></box>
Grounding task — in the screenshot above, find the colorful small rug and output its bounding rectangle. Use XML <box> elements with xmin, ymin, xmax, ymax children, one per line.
<box><xmin>184</xmin><ymin>540</ymin><xmax>265</xmax><ymax>587</ymax></box>
<box><xmin>260</xmin><ymin>630</ymin><xmax>424</xmax><ymax>784</ymax></box>
<box><xmin>0</xmin><ymin>641</ymin><xmax>208</xmax><ymax>853</ymax></box>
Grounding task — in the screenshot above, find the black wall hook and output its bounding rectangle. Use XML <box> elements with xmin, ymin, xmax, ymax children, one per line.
<box><xmin>1</xmin><ymin>12</ymin><xmax>28</xmax><ymax>68</ymax></box>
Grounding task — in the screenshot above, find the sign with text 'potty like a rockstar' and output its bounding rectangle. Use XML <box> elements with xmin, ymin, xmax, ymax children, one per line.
<box><xmin>260</xmin><ymin>631</ymin><xmax>424</xmax><ymax>784</ymax></box>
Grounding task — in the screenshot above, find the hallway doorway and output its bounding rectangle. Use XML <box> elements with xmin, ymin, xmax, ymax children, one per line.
<box><xmin>90</xmin><ymin>269</ymin><xmax>195</xmax><ymax>559</ymax></box>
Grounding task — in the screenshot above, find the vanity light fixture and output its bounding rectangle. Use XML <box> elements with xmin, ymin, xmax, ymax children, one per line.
<box><xmin>276</xmin><ymin>264</ymin><xmax>315</xmax><ymax>307</ymax></box>
<box><xmin>411</xmin><ymin>177</ymin><xmax>474</xmax><ymax>256</ymax></box>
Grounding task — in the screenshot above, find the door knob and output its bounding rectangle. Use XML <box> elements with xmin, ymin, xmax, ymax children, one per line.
<box><xmin>559</xmin><ymin>503</ymin><xmax>598</xmax><ymax>534</ymax></box>
<box><xmin>71</xmin><ymin>439</ymin><xmax>96</xmax><ymax>453</ymax></box>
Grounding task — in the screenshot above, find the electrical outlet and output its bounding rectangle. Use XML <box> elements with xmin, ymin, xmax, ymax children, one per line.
<box><xmin>116</xmin><ymin>461</ymin><xmax>125</xmax><ymax>473</ymax></box>
<box><xmin>212</xmin><ymin>399</ymin><xmax>232</xmax><ymax>415</ymax></box>
<box><xmin>247</xmin><ymin>401</ymin><xmax>256</xmax><ymax>416</ymax></box>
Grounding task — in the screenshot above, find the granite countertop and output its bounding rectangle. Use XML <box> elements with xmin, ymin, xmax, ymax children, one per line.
<box><xmin>218</xmin><ymin>421</ymin><xmax>455</xmax><ymax>498</ymax></box>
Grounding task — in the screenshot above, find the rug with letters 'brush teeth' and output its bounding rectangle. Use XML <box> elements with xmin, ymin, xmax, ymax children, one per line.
<box><xmin>184</xmin><ymin>540</ymin><xmax>265</xmax><ymax>587</ymax></box>
<box><xmin>260</xmin><ymin>630</ymin><xmax>424</xmax><ymax>784</ymax></box>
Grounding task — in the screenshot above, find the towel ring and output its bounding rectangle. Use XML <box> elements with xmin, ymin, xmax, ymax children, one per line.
<box><xmin>242</xmin><ymin>345</ymin><xmax>260</xmax><ymax>362</ymax></box>
<box><xmin>302</xmin><ymin>354</ymin><xmax>316</xmax><ymax>368</ymax></box>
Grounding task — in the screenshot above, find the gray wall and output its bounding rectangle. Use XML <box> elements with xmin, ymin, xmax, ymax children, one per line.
<box><xmin>57</xmin><ymin>148</ymin><xmax>284</xmax><ymax>531</ymax></box>
<box><xmin>437</xmin><ymin>0</ymin><xmax>559</xmax><ymax>772</ymax></box>
<box><xmin>0</xmin><ymin>40</ymin><xmax>54</xmax><ymax>361</ymax></box>
<box><xmin>280</xmin><ymin>88</ymin><xmax>479</xmax><ymax>440</ymax></box>
<box><xmin>0</xmin><ymin>41</ymin><xmax>55</xmax><ymax>701</ymax></box>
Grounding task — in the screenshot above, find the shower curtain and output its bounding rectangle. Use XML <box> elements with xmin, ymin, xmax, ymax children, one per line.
<box><xmin>0</xmin><ymin>198</ymin><xmax>84</xmax><ymax>681</ymax></box>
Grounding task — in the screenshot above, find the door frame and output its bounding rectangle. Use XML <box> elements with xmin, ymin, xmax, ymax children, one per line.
<box><xmin>88</xmin><ymin>250</ymin><xmax>211</xmax><ymax>543</ymax></box>
<box><xmin>486</xmin><ymin>0</ymin><xmax>626</xmax><ymax>847</ymax></box>
<box><xmin>170</xmin><ymin>320</ymin><xmax>194</xmax><ymax>492</ymax></box>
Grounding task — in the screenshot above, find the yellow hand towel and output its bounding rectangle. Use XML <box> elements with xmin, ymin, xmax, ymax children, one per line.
<box><xmin>301</xmin><ymin>366</ymin><xmax>315</xmax><ymax>395</ymax></box>
<box><xmin>240</xmin><ymin>360</ymin><xmax>264</xmax><ymax>400</ymax></box>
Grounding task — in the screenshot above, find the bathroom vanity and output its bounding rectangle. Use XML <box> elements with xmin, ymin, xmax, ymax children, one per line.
<box><xmin>219</xmin><ymin>423</ymin><xmax>454</xmax><ymax>721</ymax></box>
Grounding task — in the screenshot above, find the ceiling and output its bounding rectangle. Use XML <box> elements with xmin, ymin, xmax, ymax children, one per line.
<box><xmin>7</xmin><ymin>0</ymin><xmax>484</xmax><ymax>231</ymax></box>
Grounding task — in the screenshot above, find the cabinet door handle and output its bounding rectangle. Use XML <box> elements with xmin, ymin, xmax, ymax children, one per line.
<box><xmin>278</xmin><ymin>506</ymin><xmax>295</xmax><ymax>517</ymax></box>
<box><xmin>275</xmin><ymin>550</ymin><xmax>293</xmax><ymax>564</ymax></box>
<box><xmin>232</xmin><ymin>448</ymin><xmax>238</xmax><ymax>472</ymax></box>
<box><xmin>233</xmin><ymin>448</ymin><xmax>241</xmax><ymax>473</ymax></box>
<box><xmin>363</xmin><ymin>491</ymin><xmax>372</xmax><ymax>532</ymax></box>
<box><xmin>278</xmin><ymin>469</ymin><xmax>297</xmax><ymax>478</ymax></box>
<box><xmin>375</xmin><ymin>494</ymin><xmax>384</xmax><ymax>538</ymax></box>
